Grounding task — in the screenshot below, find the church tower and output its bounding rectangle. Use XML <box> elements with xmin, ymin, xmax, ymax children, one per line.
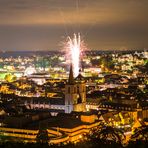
<box><xmin>74</xmin><ymin>71</ymin><xmax>86</xmax><ymax>112</ymax></box>
<box><xmin>65</xmin><ymin>65</ymin><xmax>86</xmax><ymax>113</ymax></box>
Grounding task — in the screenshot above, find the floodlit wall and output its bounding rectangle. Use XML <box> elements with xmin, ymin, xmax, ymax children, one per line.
<box><xmin>0</xmin><ymin>121</ymin><xmax>100</xmax><ymax>144</ymax></box>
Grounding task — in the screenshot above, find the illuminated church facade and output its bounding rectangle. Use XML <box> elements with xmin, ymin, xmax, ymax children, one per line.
<box><xmin>65</xmin><ymin>65</ymin><xmax>86</xmax><ymax>113</ymax></box>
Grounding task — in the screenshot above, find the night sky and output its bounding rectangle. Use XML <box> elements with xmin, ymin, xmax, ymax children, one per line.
<box><xmin>0</xmin><ymin>0</ymin><xmax>148</xmax><ymax>51</ymax></box>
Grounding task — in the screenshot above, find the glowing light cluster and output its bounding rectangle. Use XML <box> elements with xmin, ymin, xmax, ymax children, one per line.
<box><xmin>64</xmin><ymin>33</ymin><xmax>86</xmax><ymax>77</ymax></box>
<box><xmin>24</xmin><ymin>66</ymin><xmax>36</xmax><ymax>76</ymax></box>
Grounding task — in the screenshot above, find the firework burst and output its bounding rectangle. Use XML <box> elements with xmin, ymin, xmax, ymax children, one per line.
<box><xmin>64</xmin><ymin>33</ymin><xmax>86</xmax><ymax>77</ymax></box>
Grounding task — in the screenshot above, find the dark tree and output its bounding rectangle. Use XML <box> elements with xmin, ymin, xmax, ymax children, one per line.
<box><xmin>87</xmin><ymin>124</ymin><xmax>125</xmax><ymax>146</ymax></box>
<box><xmin>131</xmin><ymin>125</ymin><xmax>148</xmax><ymax>141</ymax></box>
<box><xmin>36</xmin><ymin>129</ymin><xmax>49</xmax><ymax>144</ymax></box>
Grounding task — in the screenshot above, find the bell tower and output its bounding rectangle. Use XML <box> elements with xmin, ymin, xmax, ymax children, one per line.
<box><xmin>65</xmin><ymin>64</ymin><xmax>78</xmax><ymax>113</ymax></box>
<box><xmin>74</xmin><ymin>72</ymin><xmax>86</xmax><ymax>112</ymax></box>
<box><xmin>65</xmin><ymin>65</ymin><xmax>86</xmax><ymax>113</ymax></box>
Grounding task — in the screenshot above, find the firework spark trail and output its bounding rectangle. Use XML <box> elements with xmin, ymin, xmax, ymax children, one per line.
<box><xmin>64</xmin><ymin>33</ymin><xmax>86</xmax><ymax>77</ymax></box>
<box><xmin>68</xmin><ymin>33</ymin><xmax>80</xmax><ymax>77</ymax></box>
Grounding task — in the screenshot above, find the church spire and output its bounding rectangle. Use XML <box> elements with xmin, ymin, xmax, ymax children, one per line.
<box><xmin>68</xmin><ymin>64</ymin><xmax>75</xmax><ymax>84</ymax></box>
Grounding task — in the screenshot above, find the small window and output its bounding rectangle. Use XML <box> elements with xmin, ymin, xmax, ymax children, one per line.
<box><xmin>68</xmin><ymin>100</ymin><xmax>70</xmax><ymax>105</ymax></box>
<box><xmin>68</xmin><ymin>87</ymin><xmax>70</xmax><ymax>93</ymax></box>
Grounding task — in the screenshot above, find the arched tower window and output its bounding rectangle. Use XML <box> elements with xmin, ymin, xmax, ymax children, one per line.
<box><xmin>77</xmin><ymin>86</ymin><xmax>79</xmax><ymax>93</ymax></box>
